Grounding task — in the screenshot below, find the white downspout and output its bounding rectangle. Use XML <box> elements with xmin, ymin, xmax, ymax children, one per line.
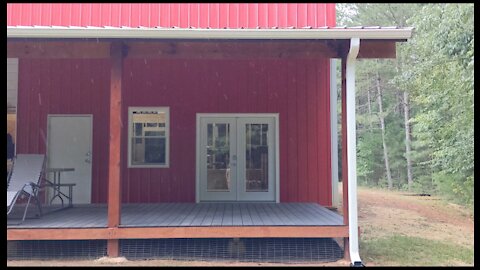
<box><xmin>346</xmin><ymin>38</ymin><xmax>363</xmax><ymax>266</ymax></box>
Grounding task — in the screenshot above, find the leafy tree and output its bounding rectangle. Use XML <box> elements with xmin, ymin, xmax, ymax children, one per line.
<box><xmin>402</xmin><ymin>4</ymin><xmax>474</xmax><ymax>205</ymax></box>
<box><xmin>337</xmin><ymin>4</ymin><xmax>474</xmax><ymax>206</ymax></box>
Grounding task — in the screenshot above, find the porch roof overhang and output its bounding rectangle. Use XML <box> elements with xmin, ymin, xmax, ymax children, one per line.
<box><xmin>6</xmin><ymin>26</ymin><xmax>412</xmax><ymax>59</ymax></box>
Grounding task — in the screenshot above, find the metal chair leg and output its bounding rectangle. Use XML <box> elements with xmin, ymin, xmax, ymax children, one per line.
<box><xmin>20</xmin><ymin>193</ymin><xmax>33</xmax><ymax>224</ymax></box>
<box><xmin>35</xmin><ymin>195</ymin><xmax>43</xmax><ymax>217</ymax></box>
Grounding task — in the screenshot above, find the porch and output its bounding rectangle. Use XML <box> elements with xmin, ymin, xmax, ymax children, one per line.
<box><xmin>7</xmin><ymin>203</ymin><xmax>347</xmax><ymax>240</ymax></box>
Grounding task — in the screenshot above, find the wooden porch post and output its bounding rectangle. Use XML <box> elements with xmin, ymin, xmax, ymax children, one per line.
<box><xmin>341</xmin><ymin>56</ymin><xmax>350</xmax><ymax>260</ymax></box>
<box><xmin>107</xmin><ymin>41</ymin><xmax>125</xmax><ymax>257</ymax></box>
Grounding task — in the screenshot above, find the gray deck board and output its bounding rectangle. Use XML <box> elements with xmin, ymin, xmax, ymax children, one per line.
<box><xmin>232</xmin><ymin>203</ymin><xmax>243</xmax><ymax>226</ymax></box>
<box><xmin>255</xmin><ymin>204</ymin><xmax>275</xmax><ymax>225</ymax></box>
<box><xmin>165</xmin><ymin>203</ymin><xmax>196</xmax><ymax>226</ymax></box>
<box><xmin>133</xmin><ymin>204</ymin><xmax>159</xmax><ymax>226</ymax></box>
<box><xmin>315</xmin><ymin>205</ymin><xmax>344</xmax><ymax>224</ymax></box>
<box><xmin>7</xmin><ymin>203</ymin><xmax>343</xmax><ymax>229</ymax></box>
<box><xmin>149</xmin><ymin>203</ymin><xmax>182</xmax><ymax>226</ymax></box>
<box><xmin>240</xmin><ymin>204</ymin><xmax>253</xmax><ymax>225</ymax></box>
<box><xmin>246</xmin><ymin>203</ymin><xmax>264</xmax><ymax>225</ymax></box>
<box><xmin>200</xmin><ymin>203</ymin><xmax>217</xmax><ymax>226</ymax></box>
<box><xmin>222</xmin><ymin>203</ymin><xmax>233</xmax><ymax>226</ymax></box>
<box><xmin>267</xmin><ymin>203</ymin><xmax>295</xmax><ymax>226</ymax></box>
<box><xmin>282</xmin><ymin>203</ymin><xmax>317</xmax><ymax>225</ymax></box>
<box><xmin>303</xmin><ymin>203</ymin><xmax>340</xmax><ymax>225</ymax></box>
<box><xmin>121</xmin><ymin>204</ymin><xmax>154</xmax><ymax>225</ymax></box>
<box><xmin>277</xmin><ymin>204</ymin><xmax>303</xmax><ymax>225</ymax></box>
<box><xmin>67</xmin><ymin>207</ymin><xmax>106</xmax><ymax>228</ymax></box>
<box><xmin>180</xmin><ymin>204</ymin><xmax>204</xmax><ymax>226</ymax></box>
<box><xmin>299</xmin><ymin>203</ymin><xmax>330</xmax><ymax>225</ymax></box>
<box><xmin>211</xmin><ymin>203</ymin><xmax>225</xmax><ymax>226</ymax></box>
<box><xmin>190</xmin><ymin>203</ymin><xmax>210</xmax><ymax>226</ymax></box>
<box><xmin>264</xmin><ymin>203</ymin><xmax>285</xmax><ymax>225</ymax></box>
<box><xmin>123</xmin><ymin>204</ymin><xmax>154</xmax><ymax>226</ymax></box>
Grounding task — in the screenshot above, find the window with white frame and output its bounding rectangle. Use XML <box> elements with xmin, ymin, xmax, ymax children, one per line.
<box><xmin>128</xmin><ymin>107</ymin><xmax>169</xmax><ymax>167</ymax></box>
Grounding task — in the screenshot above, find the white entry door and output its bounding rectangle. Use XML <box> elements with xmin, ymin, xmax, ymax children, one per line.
<box><xmin>47</xmin><ymin>115</ymin><xmax>93</xmax><ymax>204</ymax></box>
<box><xmin>198</xmin><ymin>115</ymin><xmax>277</xmax><ymax>202</ymax></box>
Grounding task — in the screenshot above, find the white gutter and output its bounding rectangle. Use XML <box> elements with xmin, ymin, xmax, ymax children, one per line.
<box><xmin>7</xmin><ymin>26</ymin><xmax>413</xmax><ymax>40</ymax></box>
<box><xmin>346</xmin><ymin>38</ymin><xmax>363</xmax><ymax>266</ymax></box>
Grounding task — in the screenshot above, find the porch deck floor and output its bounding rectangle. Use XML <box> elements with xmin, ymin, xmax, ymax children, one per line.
<box><xmin>7</xmin><ymin>203</ymin><xmax>343</xmax><ymax>229</ymax></box>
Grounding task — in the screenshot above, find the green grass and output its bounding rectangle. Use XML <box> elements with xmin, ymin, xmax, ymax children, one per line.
<box><xmin>360</xmin><ymin>234</ymin><xmax>474</xmax><ymax>266</ymax></box>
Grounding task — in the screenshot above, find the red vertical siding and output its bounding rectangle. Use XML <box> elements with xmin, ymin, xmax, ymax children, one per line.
<box><xmin>123</xmin><ymin>58</ymin><xmax>332</xmax><ymax>204</ymax></box>
<box><xmin>16</xmin><ymin>56</ymin><xmax>332</xmax><ymax>206</ymax></box>
<box><xmin>7</xmin><ymin>3</ymin><xmax>335</xmax><ymax>28</ymax></box>
<box><xmin>16</xmin><ymin>59</ymin><xmax>111</xmax><ymax>204</ymax></box>
<box><xmin>286</xmin><ymin>61</ymin><xmax>298</xmax><ymax>201</ymax></box>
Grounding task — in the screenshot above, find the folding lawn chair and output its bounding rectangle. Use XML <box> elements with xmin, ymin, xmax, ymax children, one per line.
<box><xmin>7</xmin><ymin>154</ymin><xmax>45</xmax><ymax>224</ymax></box>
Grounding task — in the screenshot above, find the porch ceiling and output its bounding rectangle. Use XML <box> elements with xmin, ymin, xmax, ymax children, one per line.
<box><xmin>7</xmin><ymin>26</ymin><xmax>412</xmax><ymax>59</ymax></box>
<box><xmin>7</xmin><ymin>39</ymin><xmax>400</xmax><ymax>59</ymax></box>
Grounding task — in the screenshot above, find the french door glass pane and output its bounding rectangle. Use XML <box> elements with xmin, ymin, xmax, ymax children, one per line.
<box><xmin>245</xmin><ymin>124</ymin><xmax>268</xmax><ymax>192</ymax></box>
<box><xmin>207</xmin><ymin>123</ymin><xmax>231</xmax><ymax>191</ymax></box>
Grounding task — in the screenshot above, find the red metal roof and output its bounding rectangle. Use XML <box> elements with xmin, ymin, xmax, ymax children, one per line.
<box><xmin>6</xmin><ymin>3</ymin><xmax>336</xmax><ymax>29</ymax></box>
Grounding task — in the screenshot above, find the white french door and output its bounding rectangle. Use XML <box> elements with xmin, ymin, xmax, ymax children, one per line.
<box><xmin>197</xmin><ymin>114</ymin><xmax>277</xmax><ymax>202</ymax></box>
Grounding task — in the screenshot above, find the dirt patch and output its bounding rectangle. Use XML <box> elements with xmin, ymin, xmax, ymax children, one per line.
<box><xmin>358</xmin><ymin>188</ymin><xmax>473</xmax><ymax>228</ymax></box>
<box><xmin>348</xmin><ymin>187</ymin><xmax>474</xmax><ymax>248</ymax></box>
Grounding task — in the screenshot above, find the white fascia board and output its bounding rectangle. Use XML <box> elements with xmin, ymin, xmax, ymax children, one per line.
<box><xmin>7</xmin><ymin>26</ymin><xmax>413</xmax><ymax>40</ymax></box>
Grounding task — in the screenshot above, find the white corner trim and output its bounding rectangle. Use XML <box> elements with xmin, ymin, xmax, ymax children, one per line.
<box><xmin>346</xmin><ymin>38</ymin><xmax>363</xmax><ymax>266</ymax></box>
<box><xmin>195</xmin><ymin>114</ymin><xmax>201</xmax><ymax>203</ymax></box>
<box><xmin>275</xmin><ymin>114</ymin><xmax>280</xmax><ymax>203</ymax></box>
<box><xmin>330</xmin><ymin>59</ymin><xmax>339</xmax><ymax>208</ymax></box>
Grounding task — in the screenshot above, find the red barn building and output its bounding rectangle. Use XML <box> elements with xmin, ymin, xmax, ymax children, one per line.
<box><xmin>7</xmin><ymin>4</ymin><xmax>412</xmax><ymax>265</ymax></box>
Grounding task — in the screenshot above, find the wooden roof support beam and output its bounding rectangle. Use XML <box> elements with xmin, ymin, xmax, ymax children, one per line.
<box><xmin>125</xmin><ymin>40</ymin><xmax>339</xmax><ymax>59</ymax></box>
<box><xmin>7</xmin><ymin>41</ymin><xmax>111</xmax><ymax>59</ymax></box>
<box><xmin>107</xmin><ymin>41</ymin><xmax>125</xmax><ymax>257</ymax></box>
<box><xmin>357</xmin><ymin>40</ymin><xmax>396</xmax><ymax>58</ymax></box>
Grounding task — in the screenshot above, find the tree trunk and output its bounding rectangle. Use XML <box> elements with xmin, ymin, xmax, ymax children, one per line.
<box><xmin>375</xmin><ymin>71</ymin><xmax>393</xmax><ymax>189</ymax></box>
<box><xmin>403</xmin><ymin>90</ymin><xmax>414</xmax><ymax>191</ymax></box>
<box><xmin>367</xmin><ymin>88</ymin><xmax>373</xmax><ymax>130</ymax></box>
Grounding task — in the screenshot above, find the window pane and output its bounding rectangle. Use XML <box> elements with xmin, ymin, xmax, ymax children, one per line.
<box><xmin>131</xmin><ymin>137</ymin><xmax>166</xmax><ymax>165</ymax></box>
<box><xmin>245</xmin><ymin>123</ymin><xmax>268</xmax><ymax>192</ymax></box>
<box><xmin>207</xmin><ymin>123</ymin><xmax>231</xmax><ymax>192</ymax></box>
<box><xmin>134</xmin><ymin>123</ymin><xmax>143</xmax><ymax>136</ymax></box>
<box><xmin>144</xmin><ymin>131</ymin><xmax>165</xmax><ymax>136</ymax></box>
